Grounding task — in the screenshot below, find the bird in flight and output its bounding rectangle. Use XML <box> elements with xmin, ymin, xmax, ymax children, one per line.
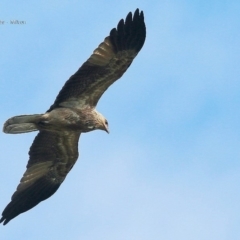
<box><xmin>1</xmin><ymin>9</ymin><xmax>146</xmax><ymax>225</ymax></box>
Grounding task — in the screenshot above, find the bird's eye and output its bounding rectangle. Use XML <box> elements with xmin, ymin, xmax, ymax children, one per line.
<box><xmin>105</xmin><ymin>120</ymin><xmax>108</xmax><ymax>125</ymax></box>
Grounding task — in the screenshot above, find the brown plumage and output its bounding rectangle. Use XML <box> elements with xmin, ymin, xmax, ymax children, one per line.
<box><xmin>0</xmin><ymin>9</ymin><xmax>146</xmax><ymax>225</ymax></box>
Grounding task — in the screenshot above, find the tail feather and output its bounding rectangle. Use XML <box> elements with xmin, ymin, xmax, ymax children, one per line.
<box><xmin>3</xmin><ymin>114</ymin><xmax>43</xmax><ymax>134</ymax></box>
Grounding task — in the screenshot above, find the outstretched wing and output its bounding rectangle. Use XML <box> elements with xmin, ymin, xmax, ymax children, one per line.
<box><xmin>0</xmin><ymin>130</ymin><xmax>80</xmax><ymax>225</ymax></box>
<box><xmin>48</xmin><ymin>9</ymin><xmax>146</xmax><ymax>111</ymax></box>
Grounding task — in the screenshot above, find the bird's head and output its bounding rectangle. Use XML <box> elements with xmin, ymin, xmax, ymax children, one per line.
<box><xmin>85</xmin><ymin>110</ymin><xmax>109</xmax><ymax>133</ymax></box>
<box><xmin>97</xmin><ymin>113</ymin><xmax>109</xmax><ymax>133</ymax></box>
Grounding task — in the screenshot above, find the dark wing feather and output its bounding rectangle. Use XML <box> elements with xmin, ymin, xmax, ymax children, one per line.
<box><xmin>48</xmin><ymin>9</ymin><xmax>146</xmax><ymax>111</ymax></box>
<box><xmin>0</xmin><ymin>130</ymin><xmax>80</xmax><ymax>225</ymax></box>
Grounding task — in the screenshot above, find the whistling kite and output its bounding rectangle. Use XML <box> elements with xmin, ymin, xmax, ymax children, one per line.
<box><xmin>1</xmin><ymin>9</ymin><xmax>146</xmax><ymax>225</ymax></box>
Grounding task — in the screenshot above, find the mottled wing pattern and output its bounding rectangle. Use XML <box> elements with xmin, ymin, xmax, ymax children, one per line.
<box><xmin>0</xmin><ymin>130</ymin><xmax>80</xmax><ymax>225</ymax></box>
<box><xmin>48</xmin><ymin>9</ymin><xmax>146</xmax><ymax>111</ymax></box>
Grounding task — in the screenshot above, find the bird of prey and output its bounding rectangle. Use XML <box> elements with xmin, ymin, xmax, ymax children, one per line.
<box><xmin>0</xmin><ymin>9</ymin><xmax>146</xmax><ymax>225</ymax></box>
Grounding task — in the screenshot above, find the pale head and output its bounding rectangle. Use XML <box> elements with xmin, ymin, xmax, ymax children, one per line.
<box><xmin>95</xmin><ymin>111</ymin><xmax>109</xmax><ymax>133</ymax></box>
<box><xmin>84</xmin><ymin>110</ymin><xmax>109</xmax><ymax>133</ymax></box>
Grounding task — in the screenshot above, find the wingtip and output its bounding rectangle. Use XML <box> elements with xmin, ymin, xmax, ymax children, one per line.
<box><xmin>134</xmin><ymin>8</ymin><xmax>140</xmax><ymax>15</ymax></box>
<box><xmin>109</xmin><ymin>8</ymin><xmax>146</xmax><ymax>54</ymax></box>
<box><xmin>127</xmin><ymin>8</ymin><xmax>144</xmax><ymax>20</ymax></box>
<box><xmin>0</xmin><ymin>216</ymin><xmax>9</xmax><ymax>226</ymax></box>
<box><xmin>0</xmin><ymin>206</ymin><xmax>16</xmax><ymax>225</ymax></box>
<box><xmin>133</xmin><ymin>8</ymin><xmax>144</xmax><ymax>18</ymax></box>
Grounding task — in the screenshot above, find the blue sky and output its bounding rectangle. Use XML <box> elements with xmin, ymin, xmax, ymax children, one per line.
<box><xmin>1</xmin><ymin>1</ymin><xmax>240</xmax><ymax>239</ymax></box>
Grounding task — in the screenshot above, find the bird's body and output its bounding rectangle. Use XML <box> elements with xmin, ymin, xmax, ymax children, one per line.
<box><xmin>4</xmin><ymin>107</ymin><xmax>108</xmax><ymax>133</ymax></box>
<box><xmin>1</xmin><ymin>9</ymin><xmax>146</xmax><ymax>225</ymax></box>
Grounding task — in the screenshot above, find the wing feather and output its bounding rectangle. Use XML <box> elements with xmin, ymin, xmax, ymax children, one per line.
<box><xmin>48</xmin><ymin>9</ymin><xmax>146</xmax><ymax>110</ymax></box>
<box><xmin>0</xmin><ymin>130</ymin><xmax>80</xmax><ymax>225</ymax></box>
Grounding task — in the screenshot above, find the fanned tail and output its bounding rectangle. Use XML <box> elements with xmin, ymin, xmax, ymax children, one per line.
<box><xmin>3</xmin><ymin>114</ymin><xmax>43</xmax><ymax>134</ymax></box>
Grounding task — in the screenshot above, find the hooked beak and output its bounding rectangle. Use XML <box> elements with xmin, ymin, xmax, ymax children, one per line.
<box><xmin>104</xmin><ymin>124</ymin><xmax>109</xmax><ymax>134</ymax></box>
